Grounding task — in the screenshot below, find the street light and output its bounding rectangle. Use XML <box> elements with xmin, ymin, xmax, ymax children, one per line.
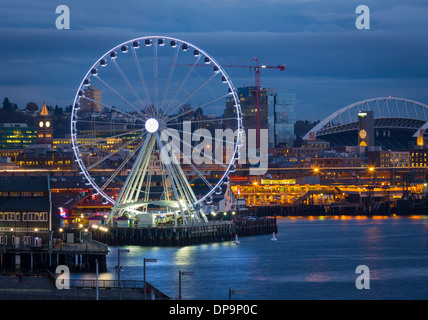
<box><xmin>144</xmin><ymin>258</ymin><xmax>157</xmax><ymax>300</ymax></box>
<box><xmin>229</xmin><ymin>289</ymin><xmax>248</xmax><ymax>300</ymax></box>
<box><xmin>178</xmin><ymin>270</ymin><xmax>194</xmax><ymax>300</ymax></box>
<box><xmin>95</xmin><ymin>259</ymin><xmax>99</xmax><ymax>300</ymax></box>
<box><xmin>116</xmin><ymin>248</ymin><xmax>130</xmax><ymax>298</ymax></box>
<box><xmin>368</xmin><ymin>166</ymin><xmax>376</xmax><ymax>185</ymax></box>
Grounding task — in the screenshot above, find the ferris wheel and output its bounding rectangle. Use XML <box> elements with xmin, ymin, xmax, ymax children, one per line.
<box><xmin>71</xmin><ymin>36</ymin><xmax>243</xmax><ymax>226</ymax></box>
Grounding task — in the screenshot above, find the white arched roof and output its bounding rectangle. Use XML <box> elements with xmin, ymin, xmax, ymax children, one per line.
<box><xmin>303</xmin><ymin>97</ymin><xmax>428</xmax><ymax>140</ymax></box>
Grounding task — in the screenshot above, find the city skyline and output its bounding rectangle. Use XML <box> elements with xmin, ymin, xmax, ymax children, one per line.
<box><xmin>1</xmin><ymin>0</ymin><xmax>428</xmax><ymax>304</ymax></box>
<box><xmin>0</xmin><ymin>0</ymin><xmax>427</xmax><ymax>121</ymax></box>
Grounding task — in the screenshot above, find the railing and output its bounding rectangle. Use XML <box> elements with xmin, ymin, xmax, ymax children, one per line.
<box><xmin>68</xmin><ymin>278</ymin><xmax>170</xmax><ymax>299</ymax></box>
<box><xmin>69</xmin><ymin>279</ymin><xmax>144</xmax><ymax>289</ymax></box>
<box><xmin>54</xmin><ymin>241</ymin><xmax>108</xmax><ymax>253</ymax></box>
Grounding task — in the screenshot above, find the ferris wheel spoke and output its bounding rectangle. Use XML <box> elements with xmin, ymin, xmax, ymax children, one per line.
<box><xmin>171</xmin><ymin>128</ymin><xmax>237</xmax><ymax>147</ymax></box>
<box><xmin>100</xmin><ymin>136</ymin><xmax>148</xmax><ymax>191</ymax></box>
<box><xmin>131</xmin><ymin>46</ymin><xmax>154</xmax><ymax>114</ymax></box>
<box><xmin>169</xmin><ymin>139</ymin><xmax>214</xmax><ymax>190</ymax></box>
<box><xmin>153</xmin><ymin>41</ymin><xmax>159</xmax><ymax>115</ymax></box>
<box><xmin>93</xmin><ymin>74</ymin><xmax>145</xmax><ymax>117</ymax></box>
<box><xmin>110</xmin><ymin>58</ymin><xmax>147</xmax><ymax>113</ymax></box>
<box><xmin>87</xmin><ymin>131</ymin><xmax>147</xmax><ymax>170</ymax></box>
<box><xmin>163</xmin><ymin>55</ymin><xmax>202</xmax><ymax>115</ymax></box>
<box><xmin>167</xmin><ymin>117</ymin><xmax>237</xmax><ymax>127</ymax></box>
<box><xmin>76</xmin><ymin>127</ymin><xmax>145</xmax><ymax>148</ymax></box>
<box><xmin>160</xmin><ymin>43</ymin><xmax>181</xmax><ymax>110</ymax></box>
<box><xmin>75</xmin><ymin>119</ymin><xmax>144</xmax><ymax>127</ymax></box>
<box><xmin>79</xmin><ymin>96</ymin><xmax>144</xmax><ymax>122</ymax></box>
<box><xmin>164</xmin><ymin>72</ymin><xmax>219</xmax><ymax>118</ymax></box>
<box><xmin>166</xmin><ymin>93</ymin><xmax>231</xmax><ymax>123</ymax></box>
<box><xmin>179</xmin><ymin>136</ymin><xmax>228</xmax><ymax>168</ymax></box>
<box><xmin>169</xmin><ymin>156</ymin><xmax>195</xmax><ymax>205</ymax></box>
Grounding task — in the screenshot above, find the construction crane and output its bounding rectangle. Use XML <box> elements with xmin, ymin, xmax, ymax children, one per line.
<box><xmin>222</xmin><ymin>58</ymin><xmax>285</xmax><ymax>149</ymax></box>
<box><xmin>177</xmin><ymin>57</ymin><xmax>285</xmax><ymax>149</ymax></box>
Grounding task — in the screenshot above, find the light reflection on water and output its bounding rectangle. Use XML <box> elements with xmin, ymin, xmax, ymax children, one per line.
<box><xmin>71</xmin><ymin>216</ymin><xmax>428</xmax><ymax>300</ymax></box>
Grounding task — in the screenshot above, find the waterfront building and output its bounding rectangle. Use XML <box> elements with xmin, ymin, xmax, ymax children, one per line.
<box><xmin>311</xmin><ymin>156</ymin><xmax>363</xmax><ymax>168</ymax></box>
<box><xmin>229</xmin><ymin>177</ymin><xmax>424</xmax><ymax>208</ymax></box>
<box><xmin>59</xmin><ymin>191</ymin><xmax>111</xmax><ymax>229</ymax></box>
<box><xmin>0</xmin><ymin>175</ymin><xmax>51</xmax><ymax>246</ymax></box>
<box><xmin>15</xmin><ymin>154</ymin><xmax>74</xmax><ymax>170</ymax></box>
<box><xmin>367</xmin><ymin>150</ymin><xmax>410</xmax><ymax>168</ymax></box>
<box><xmin>0</xmin><ymin>148</ymin><xmax>23</xmax><ymax>161</ymax></box>
<box><xmin>409</xmin><ymin>149</ymin><xmax>428</xmax><ymax>168</ymax></box>
<box><xmin>202</xmin><ymin>183</ymin><xmax>244</xmax><ymax>215</ymax></box>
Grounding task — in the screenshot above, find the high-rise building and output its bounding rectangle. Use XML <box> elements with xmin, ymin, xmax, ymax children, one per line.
<box><xmin>0</xmin><ymin>123</ymin><xmax>37</xmax><ymax>149</ymax></box>
<box><xmin>268</xmin><ymin>93</ymin><xmax>296</xmax><ymax>148</ymax></box>
<box><xmin>225</xmin><ymin>86</ymin><xmax>270</xmax><ymax>132</ymax></box>
<box><xmin>225</xmin><ymin>86</ymin><xmax>296</xmax><ymax>149</ymax></box>
<box><xmin>81</xmin><ymin>86</ymin><xmax>102</xmax><ymax>113</ymax></box>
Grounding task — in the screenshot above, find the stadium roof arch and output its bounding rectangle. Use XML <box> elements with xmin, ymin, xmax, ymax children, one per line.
<box><xmin>303</xmin><ymin>97</ymin><xmax>428</xmax><ymax>150</ymax></box>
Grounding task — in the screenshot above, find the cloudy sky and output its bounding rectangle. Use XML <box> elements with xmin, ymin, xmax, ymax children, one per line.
<box><xmin>0</xmin><ymin>0</ymin><xmax>427</xmax><ymax>121</ymax></box>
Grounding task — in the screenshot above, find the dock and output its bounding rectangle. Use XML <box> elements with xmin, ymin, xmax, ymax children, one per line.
<box><xmin>0</xmin><ymin>240</ymin><xmax>109</xmax><ymax>273</ymax></box>
<box><xmin>84</xmin><ymin>218</ymin><xmax>278</xmax><ymax>246</ymax></box>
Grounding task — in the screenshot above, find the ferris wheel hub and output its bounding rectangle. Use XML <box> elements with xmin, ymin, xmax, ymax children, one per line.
<box><xmin>145</xmin><ymin>118</ymin><xmax>160</xmax><ymax>133</ymax></box>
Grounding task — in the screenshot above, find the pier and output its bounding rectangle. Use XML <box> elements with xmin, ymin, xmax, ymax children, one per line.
<box><xmin>82</xmin><ymin>218</ymin><xmax>278</xmax><ymax>246</ymax></box>
<box><xmin>0</xmin><ymin>240</ymin><xmax>109</xmax><ymax>273</ymax></box>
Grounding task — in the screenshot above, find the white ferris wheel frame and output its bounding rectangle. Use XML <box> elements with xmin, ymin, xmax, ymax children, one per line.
<box><xmin>70</xmin><ymin>35</ymin><xmax>244</xmax><ymax>211</ymax></box>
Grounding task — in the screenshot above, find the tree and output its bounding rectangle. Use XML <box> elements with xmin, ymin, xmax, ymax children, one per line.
<box><xmin>54</xmin><ymin>105</ymin><xmax>64</xmax><ymax>116</ymax></box>
<box><xmin>2</xmin><ymin>97</ymin><xmax>11</xmax><ymax>110</ymax></box>
<box><xmin>193</xmin><ymin>107</ymin><xmax>203</xmax><ymax>118</ymax></box>
<box><xmin>25</xmin><ymin>102</ymin><xmax>39</xmax><ymax>112</ymax></box>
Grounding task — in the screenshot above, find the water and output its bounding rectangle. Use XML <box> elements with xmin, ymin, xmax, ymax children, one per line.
<box><xmin>72</xmin><ymin>216</ymin><xmax>428</xmax><ymax>300</ymax></box>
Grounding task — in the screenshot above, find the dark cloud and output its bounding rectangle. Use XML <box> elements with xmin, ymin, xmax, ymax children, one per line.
<box><xmin>0</xmin><ymin>0</ymin><xmax>427</xmax><ymax>120</ymax></box>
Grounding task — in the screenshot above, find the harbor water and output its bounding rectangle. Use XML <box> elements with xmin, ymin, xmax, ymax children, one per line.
<box><xmin>71</xmin><ymin>216</ymin><xmax>428</xmax><ymax>300</ymax></box>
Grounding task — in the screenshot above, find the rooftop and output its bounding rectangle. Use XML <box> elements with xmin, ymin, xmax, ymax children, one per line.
<box><xmin>0</xmin><ymin>176</ymin><xmax>49</xmax><ymax>192</ymax></box>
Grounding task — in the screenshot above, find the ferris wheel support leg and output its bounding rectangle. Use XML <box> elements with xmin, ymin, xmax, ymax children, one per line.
<box><xmin>107</xmin><ymin>134</ymin><xmax>153</xmax><ymax>225</ymax></box>
<box><xmin>155</xmin><ymin>133</ymin><xmax>190</xmax><ymax>224</ymax></box>
<box><xmin>172</xmin><ymin>162</ymin><xmax>205</xmax><ymax>224</ymax></box>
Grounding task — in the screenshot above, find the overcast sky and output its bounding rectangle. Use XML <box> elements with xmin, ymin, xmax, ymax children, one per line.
<box><xmin>0</xmin><ymin>0</ymin><xmax>427</xmax><ymax>121</ymax></box>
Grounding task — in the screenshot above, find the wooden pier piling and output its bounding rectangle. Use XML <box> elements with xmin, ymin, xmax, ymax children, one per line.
<box><xmin>88</xmin><ymin>218</ymin><xmax>277</xmax><ymax>246</ymax></box>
